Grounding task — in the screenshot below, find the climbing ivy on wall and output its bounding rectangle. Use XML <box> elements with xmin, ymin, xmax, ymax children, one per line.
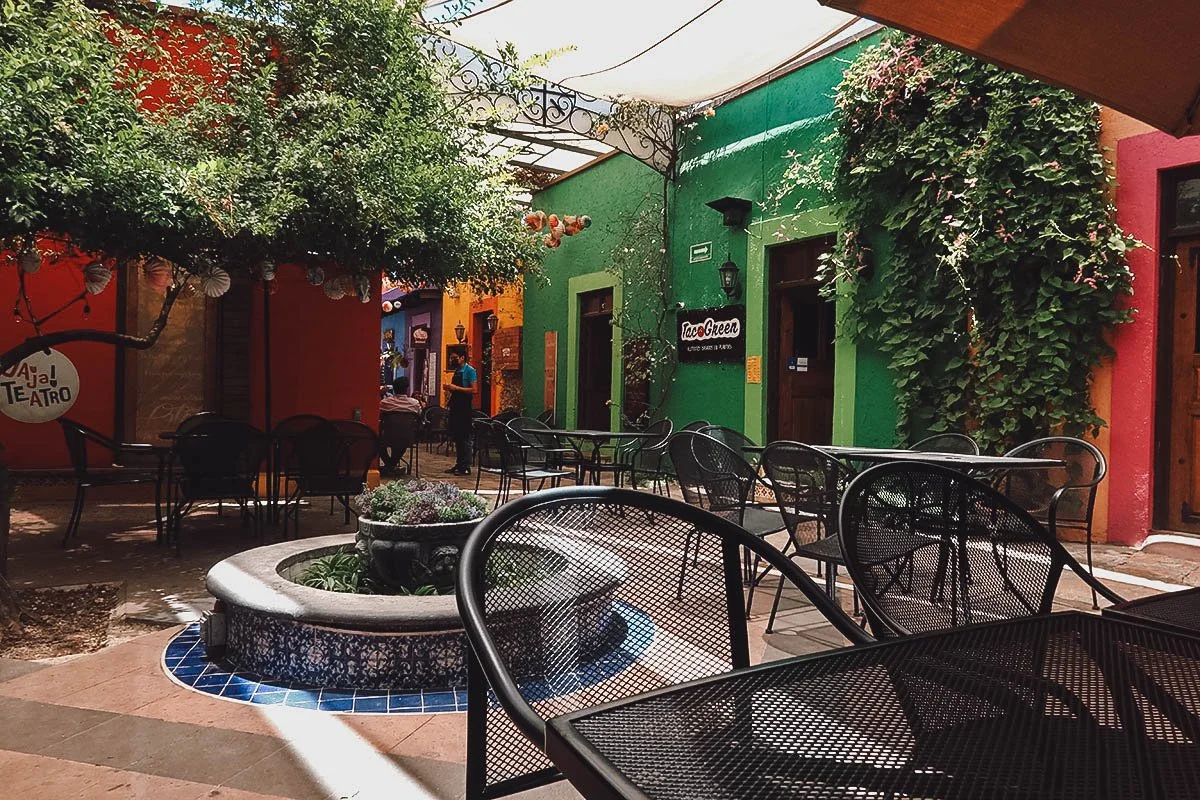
<box><xmin>793</xmin><ymin>33</ymin><xmax>1138</xmax><ymax>450</ymax></box>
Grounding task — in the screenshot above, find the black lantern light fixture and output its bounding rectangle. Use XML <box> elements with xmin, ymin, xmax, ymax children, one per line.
<box><xmin>484</xmin><ymin>311</ymin><xmax>499</xmax><ymax>336</ymax></box>
<box><xmin>706</xmin><ymin>196</ymin><xmax>753</xmax><ymax>228</ymax></box>
<box><xmin>718</xmin><ymin>257</ymin><xmax>741</xmax><ymax>300</ymax></box>
<box><xmin>454</xmin><ymin>320</ymin><xmax>466</xmax><ymax>343</ymax></box>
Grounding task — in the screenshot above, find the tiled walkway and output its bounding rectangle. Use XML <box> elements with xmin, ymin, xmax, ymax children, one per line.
<box><xmin>4</xmin><ymin>449</ymin><xmax>1199</xmax><ymax>799</ymax></box>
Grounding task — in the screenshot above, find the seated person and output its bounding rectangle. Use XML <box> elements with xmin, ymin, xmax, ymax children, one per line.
<box><xmin>381</xmin><ymin>376</ymin><xmax>422</xmax><ymax>414</ymax></box>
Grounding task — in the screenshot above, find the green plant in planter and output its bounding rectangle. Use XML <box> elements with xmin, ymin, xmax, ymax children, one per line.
<box><xmin>354</xmin><ymin>480</ymin><xmax>488</xmax><ymax>525</ymax></box>
<box><xmin>299</xmin><ymin>552</ymin><xmax>370</xmax><ymax>593</ymax></box>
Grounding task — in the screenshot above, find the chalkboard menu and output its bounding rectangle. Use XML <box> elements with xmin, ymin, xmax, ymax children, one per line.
<box><xmin>492</xmin><ymin>327</ymin><xmax>522</xmax><ymax>371</ymax></box>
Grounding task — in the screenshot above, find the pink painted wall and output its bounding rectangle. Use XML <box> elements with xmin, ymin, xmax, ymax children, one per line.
<box><xmin>1109</xmin><ymin>131</ymin><xmax>1200</xmax><ymax>544</ymax></box>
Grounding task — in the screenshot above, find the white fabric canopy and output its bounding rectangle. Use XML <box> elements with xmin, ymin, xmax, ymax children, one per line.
<box><xmin>426</xmin><ymin>0</ymin><xmax>872</xmax><ymax>107</ymax></box>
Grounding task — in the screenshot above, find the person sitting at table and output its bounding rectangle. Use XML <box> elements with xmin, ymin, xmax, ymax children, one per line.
<box><xmin>381</xmin><ymin>375</ymin><xmax>422</xmax><ymax>414</ymax></box>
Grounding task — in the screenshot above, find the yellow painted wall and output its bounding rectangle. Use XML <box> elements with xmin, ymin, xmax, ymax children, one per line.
<box><xmin>441</xmin><ymin>281</ymin><xmax>525</xmax><ymax>414</ymax></box>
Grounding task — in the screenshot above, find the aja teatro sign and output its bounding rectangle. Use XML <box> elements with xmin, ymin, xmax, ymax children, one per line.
<box><xmin>676</xmin><ymin>305</ymin><xmax>746</xmax><ymax>364</ymax></box>
<box><xmin>0</xmin><ymin>348</ymin><xmax>80</xmax><ymax>423</ymax></box>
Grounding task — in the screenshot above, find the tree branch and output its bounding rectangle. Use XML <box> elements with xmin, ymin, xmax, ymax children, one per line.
<box><xmin>0</xmin><ymin>282</ymin><xmax>184</xmax><ymax>373</ymax></box>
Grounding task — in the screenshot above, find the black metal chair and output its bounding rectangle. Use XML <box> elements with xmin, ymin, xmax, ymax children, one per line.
<box><xmin>282</xmin><ymin>420</ymin><xmax>378</xmax><ymax>537</ymax></box>
<box><xmin>998</xmin><ymin>436</ymin><xmax>1107</xmax><ymax>607</ymax></box>
<box><xmin>669</xmin><ymin>431</ymin><xmax>785</xmax><ymax>612</ymax></box>
<box><xmin>495</xmin><ymin>422</ymin><xmax>575</xmax><ymax>503</ymax></box>
<box><xmin>456</xmin><ymin>486</ymin><xmax>872</xmax><ymax>800</ymax></box>
<box><xmin>534</xmin><ymin>408</ymin><xmax>554</xmax><ymax>426</ymax></box>
<box><xmin>678</xmin><ymin>419</ymin><xmax>711</xmax><ymax>433</ymax></box>
<box><xmin>379</xmin><ymin>410</ymin><xmax>420</xmax><ymax>477</ymax></box>
<box><xmin>759</xmin><ymin>441</ymin><xmax>858</xmax><ymax>631</ymax></box>
<box><xmin>57</xmin><ymin>419</ymin><xmax>168</xmax><ymax>547</ymax></box>
<box><xmin>622</xmin><ymin>419</ymin><xmax>675</xmax><ymax>493</ymax></box>
<box><xmin>269</xmin><ymin>414</ymin><xmax>326</xmax><ymax>522</ymax></box>
<box><xmin>697</xmin><ymin>424</ymin><xmax>760</xmax><ymax>464</ymax></box>
<box><xmin>839</xmin><ymin>461</ymin><xmax>1124</xmax><ymax>638</ymax></box>
<box><xmin>173</xmin><ymin>411</ymin><xmax>231</xmax><ymax>435</ymax></box>
<box><xmin>473</xmin><ymin>419</ymin><xmax>509</xmax><ymax>508</ymax></box>
<box><xmin>169</xmin><ymin>420</ymin><xmax>269</xmax><ymax>553</ymax></box>
<box><xmin>909</xmin><ymin>432</ymin><xmax>981</xmax><ymax>455</ymax></box>
<box><xmin>420</xmin><ymin>406</ymin><xmax>449</xmax><ymax>453</ymax></box>
<box><xmin>507</xmin><ymin>417</ymin><xmax>584</xmax><ymax>480</ymax></box>
<box><xmin>492</xmin><ymin>407</ymin><xmax>521</xmax><ymax>425</ymax></box>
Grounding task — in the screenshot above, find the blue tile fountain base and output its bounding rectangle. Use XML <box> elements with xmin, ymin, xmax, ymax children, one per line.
<box><xmin>163</xmin><ymin>601</ymin><xmax>655</xmax><ymax>714</ymax></box>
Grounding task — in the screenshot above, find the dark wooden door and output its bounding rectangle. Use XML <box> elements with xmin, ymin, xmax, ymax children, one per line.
<box><xmin>474</xmin><ymin>312</ymin><xmax>493</xmax><ymax>413</ymax></box>
<box><xmin>768</xmin><ymin>238</ymin><xmax>835</xmax><ymax>445</ymax></box>
<box><xmin>1166</xmin><ymin>239</ymin><xmax>1200</xmax><ymax>531</ymax></box>
<box><xmin>577</xmin><ymin>289</ymin><xmax>613</xmax><ymax>431</ymax></box>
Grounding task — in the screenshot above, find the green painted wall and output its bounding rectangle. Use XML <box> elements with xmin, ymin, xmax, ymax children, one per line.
<box><xmin>522</xmin><ymin>155</ymin><xmax>661</xmax><ymax>425</ymax></box>
<box><xmin>526</xmin><ymin>32</ymin><xmax>899</xmax><ymax>443</ymax></box>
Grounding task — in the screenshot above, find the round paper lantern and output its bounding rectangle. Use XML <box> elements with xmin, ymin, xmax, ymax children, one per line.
<box><xmin>382</xmin><ymin>301</ymin><xmax>394</xmax><ymax>313</ymax></box>
<box><xmin>143</xmin><ymin>259</ymin><xmax>172</xmax><ymax>292</ymax></box>
<box><xmin>259</xmin><ymin>260</ymin><xmax>276</xmax><ymax>282</ymax></box>
<box><xmin>83</xmin><ymin>262</ymin><xmax>112</xmax><ymax>295</ymax></box>
<box><xmin>323</xmin><ymin>279</ymin><xmax>346</xmax><ymax>300</ymax></box>
<box><xmin>307</xmin><ymin>266</ymin><xmax>325</xmax><ymax>286</ymax></box>
<box><xmin>199</xmin><ymin>267</ymin><xmax>231</xmax><ymax>298</ymax></box>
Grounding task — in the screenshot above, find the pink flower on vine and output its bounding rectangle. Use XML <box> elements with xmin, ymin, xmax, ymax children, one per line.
<box><xmin>1044</xmin><ymin>161</ymin><xmax>1061</xmax><ymax>170</ymax></box>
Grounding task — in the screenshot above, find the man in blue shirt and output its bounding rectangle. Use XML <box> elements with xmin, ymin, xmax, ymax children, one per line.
<box><xmin>443</xmin><ymin>349</ymin><xmax>478</xmax><ymax>475</ymax></box>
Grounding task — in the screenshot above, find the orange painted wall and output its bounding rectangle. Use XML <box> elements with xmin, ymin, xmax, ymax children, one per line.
<box><xmin>0</xmin><ymin>244</ymin><xmax>119</xmax><ymax>469</ymax></box>
<box><xmin>248</xmin><ymin>267</ymin><xmax>381</xmax><ymax>432</ymax></box>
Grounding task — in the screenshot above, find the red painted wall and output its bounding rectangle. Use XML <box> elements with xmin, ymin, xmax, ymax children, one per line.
<box><xmin>0</xmin><ymin>244</ymin><xmax>119</xmax><ymax>469</ymax></box>
<box><xmin>249</xmin><ymin>267</ymin><xmax>381</xmax><ymax>432</ymax></box>
<box><xmin>1109</xmin><ymin>131</ymin><xmax>1200</xmax><ymax>544</ymax></box>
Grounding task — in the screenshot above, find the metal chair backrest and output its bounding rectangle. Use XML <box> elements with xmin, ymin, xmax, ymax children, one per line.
<box><xmin>909</xmin><ymin>432</ymin><xmax>980</xmax><ymax>455</ymax></box>
<box><xmin>472</xmin><ymin>418</ymin><xmax>507</xmax><ymax>472</ymax></box>
<box><xmin>58</xmin><ymin>418</ymin><xmax>105</xmax><ymax>478</ymax></box>
<box><xmin>456</xmin><ymin>486</ymin><xmax>872</xmax><ymax>799</ymax></box>
<box><xmin>998</xmin><ymin>436</ymin><xmax>1106</xmax><ymax>530</ymax></box>
<box><xmin>679</xmin><ymin>419</ymin><xmax>710</xmax><ymax>433</ymax></box>
<box><xmin>839</xmin><ymin>462</ymin><xmax>1123</xmax><ymax>638</ymax></box>
<box><xmin>534</xmin><ymin>408</ymin><xmax>554</xmax><ymax>426</ymax></box>
<box><xmin>628</xmin><ymin>418</ymin><xmax>673</xmax><ymax>472</ymax></box>
<box><xmin>760</xmin><ymin>440</ymin><xmax>855</xmax><ymax>537</ymax></box>
<box><xmin>493</xmin><ymin>408</ymin><xmax>521</xmax><ymax>424</ymax></box>
<box><xmin>422</xmin><ymin>406</ymin><xmax>449</xmax><ymax>431</ymax></box>
<box><xmin>379</xmin><ymin>411</ymin><xmax>419</xmax><ymax>454</ymax></box>
<box><xmin>271</xmin><ymin>414</ymin><xmax>326</xmax><ymax>474</ymax></box>
<box><xmin>292</xmin><ymin>420</ymin><xmax>378</xmax><ymax>494</ymax></box>
<box><xmin>697</xmin><ymin>424</ymin><xmax>759</xmax><ymax>462</ymax></box>
<box><xmin>506</xmin><ymin>417</ymin><xmax>564</xmax><ymax>468</ymax></box>
<box><xmin>173</xmin><ymin>420</ymin><xmax>268</xmax><ymax>501</ymax></box>
<box><xmin>174</xmin><ymin>411</ymin><xmax>231</xmax><ymax>436</ymax></box>
<box><xmin>668</xmin><ymin>431</ymin><xmax>756</xmax><ymax>521</ymax></box>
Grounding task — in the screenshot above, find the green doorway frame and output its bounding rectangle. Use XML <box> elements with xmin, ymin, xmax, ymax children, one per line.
<box><xmin>566</xmin><ymin>271</ymin><xmax>623</xmax><ymax>430</ymax></box>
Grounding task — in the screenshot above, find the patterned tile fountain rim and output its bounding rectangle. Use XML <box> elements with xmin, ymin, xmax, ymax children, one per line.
<box><xmin>161</xmin><ymin>601</ymin><xmax>655</xmax><ymax>714</ymax></box>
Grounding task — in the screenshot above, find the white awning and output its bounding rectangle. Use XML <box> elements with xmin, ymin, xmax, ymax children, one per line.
<box><xmin>425</xmin><ymin>0</ymin><xmax>873</xmax><ymax>108</ymax></box>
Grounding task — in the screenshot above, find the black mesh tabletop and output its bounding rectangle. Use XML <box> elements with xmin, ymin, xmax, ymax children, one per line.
<box><xmin>546</xmin><ymin>613</ymin><xmax>1200</xmax><ymax>800</ymax></box>
<box><xmin>1105</xmin><ymin>587</ymin><xmax>1200</xmax><ymax>638</ymax></box>
<box><xmin>817</xmin><ymin>446</ymin><xmax>1064</xmax><ymax>471</ymax></box>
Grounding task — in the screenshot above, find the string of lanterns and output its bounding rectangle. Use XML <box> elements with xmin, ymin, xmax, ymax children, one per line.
<box><xmin>523</xmin><ymin>210</ymin><xmax>591</xmax><ymax>249</ymax></box>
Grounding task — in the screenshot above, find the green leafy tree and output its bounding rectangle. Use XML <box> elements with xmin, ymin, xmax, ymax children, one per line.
<box><xmin>780</xmin><ymin>33</ymin><xmax>1137</xmax><ymax>450</ymax></box>
<box><xmin>0</xmin><ymin>0</ymin><xmax>539</xmax><ymax>631</ymax></box>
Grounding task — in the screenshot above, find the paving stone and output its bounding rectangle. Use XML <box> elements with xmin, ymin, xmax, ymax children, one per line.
<box><xmin>0</xmin><ymin>656</ymin><xmax>47</xmax><ymax>684</ymax></box>
<box><xmin>0</xmin><ymin>697</ymin><xmax>115</xmax><ymax>753</ymax></box>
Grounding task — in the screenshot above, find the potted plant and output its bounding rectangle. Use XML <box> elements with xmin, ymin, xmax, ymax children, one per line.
<box><xmin>353</xmin><ymin>480</ymin><xmax>489</xmax><ymax>593</ymax></box>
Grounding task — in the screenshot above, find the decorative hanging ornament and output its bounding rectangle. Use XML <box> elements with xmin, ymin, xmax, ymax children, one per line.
<box><xmin>382</xmin><ymin>300</ymin><xmax>394</xmax><ymax>314</ymax></box>
<box><xmin>178</xmin><ymin>280</ymin><xmax>198</xmax><ymax>300</ymax></box>
<box><xmin>323</xmin><ymin>279</ymin><xmax>346</xmax><ymax>300</ymax></box>
<box><xmin>267</xmin><ymin>278</ymin><xmax>279</xmax><ymax>296</ymax></box>
<box><xmin>82</xmin><ymin>262</ymin><xmax>112</xmax><ymax>295</ymax></box>
<box><xmin>199</xmin><ymin>267</ymin><xmax>231</xmax><ymax>298</ymax></box>
<box><xmin>259</xmin><ymin>260</ymin><xmax>276</xmax><ymax>282</ymax></box>
<box><xmin>143</xmin><ymin>259</ymin><xmax>172</xmax><ymax>292</ymax></box>
<box><xmin>307</xmin><ymin>266</ymin><xmax>325</xmax><ymax>286</ymax></box>
<box><xmin>355</xmin><ymin>276</ymin><xmax>370</xmax><ymax>303</ymax></box>
<box><xmin>18</xmin><ymin>246</ymin><xmax>40</xmax><ymax>274</ymax></box>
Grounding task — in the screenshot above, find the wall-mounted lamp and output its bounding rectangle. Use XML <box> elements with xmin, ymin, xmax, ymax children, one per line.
<box><xmin>484</xmin><ymin>311</ymin><xmax>499</xmax><ymax>336</ymax></box>
<box><xmin>706</xmin><ymin>196</ymin><xmax>753</xmax><ymax>228</ymax></box>
<box><xmin>454</xmin><ymin>320</ymin><xmax>466</xmax><ymax>343</ymax></box>
<box><xmin>718</xmin><ymin>258</ymin><xmax>741</xmax><ymax>300</ymax></box>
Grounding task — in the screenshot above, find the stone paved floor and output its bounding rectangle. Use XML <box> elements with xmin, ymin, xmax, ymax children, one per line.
<box><xmin>3</xmin><ymin>448</ymin><xmax>1199</xmax><ymax>799</ymax></box>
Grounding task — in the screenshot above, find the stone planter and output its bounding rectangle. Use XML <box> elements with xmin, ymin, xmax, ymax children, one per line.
<box><xmin>355</xmin><ymin>516</ymin><xmax>482</xmax><ymax>593</ymax></box>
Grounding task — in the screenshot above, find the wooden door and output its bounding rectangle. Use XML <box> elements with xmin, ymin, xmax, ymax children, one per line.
<box><xmin>768</xmin><ymin>238</ymin><xmax>835</xmax><ymax>444</ymax></box>
<box><xmin>1167</xmin><ymin>239</ymin><xmax>1200</xmax><ymax>530</ymax></box>
<box><xmin>577</xmin><ymin>289</ymin><xmax>613</xmax><ymax>431</ymax></box>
